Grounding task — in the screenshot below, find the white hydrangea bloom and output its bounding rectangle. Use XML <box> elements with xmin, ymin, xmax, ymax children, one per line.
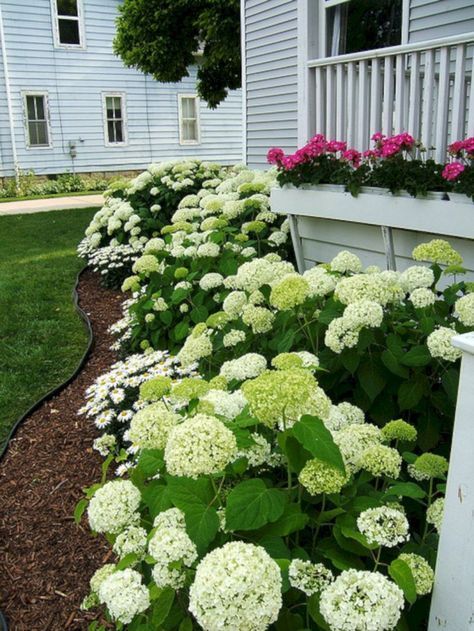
<box><xmin>220</xmin><ymin>353</ymin><xmax>267</xmax><ymax>381</ymax></box>
<box><xmin>427</xmin><ymin>326</ymin><xmax>462</xmax><ymax>362</ymax></box>
<box><xmin>189</xmin><ymin>542</ymin><xmax>282</xmax><ymax>631</ymax></box>
<box><xmin>98</xmin><ymin>569</ymin><xmax>150</xmax><ymax>625</ymax></box>
<box><xmin>409</xmin><ymin>287</ymin><xmax>436</xmax><ymax>308</ymax></box>
<box><xmin>201</xmin><ymin>389</ymin><xmax>247</xmax><ymax>419</ymax></box>
<box><xmin>303</xmin><ymin>266</ymin><xmax>337</xmax><ymax>297</ymax></box>
<box><xmin>149</xmin><ymin>519</ymin><xmax>198</xmax><ymax>589</ymax></box>
<box><xmin>222</xmin><ymin>291</ymin><xmax>248</xmax><ymax>318</ymax></box>
<box><xmin>326</xmin><ymin>402</ymin><xmax>365</xmax><ymax>431</ymax></box>
<box><xmin>87</xmin><ymin>480</ymin><xmax>140</xmax><ymax>534</ymax></box>
<box><xmin>127</xmin><ymin>402</ymin><xmax>180</xmax><ymax>451</ymax></box>
<box><xmin>330</xmin><ymin>250</ymin><xmax>363</xmax><ymax>274</ymax></box>
<box><xmin>289</xmin><ymin>559</ymin><xmax>333</xmax><ymax>596</ymax></box>
<box><xmin>333</xmin><ymin>424</ymin><xmax>382</xmax><ymax>473</ymax></box>
<box><xmin>112</xmin><ymin>525</ymin><xmax>148</xmax><ymax>560</ymax></box>
<box><xmin>199</xmin><ymin>273</ymin><xmax>224</xmax><ymax>291</ymax></box>
<box><xmin>164</xmin><ymin>414</ymin><xmax>237</xmax><ymax>478</ymax></box>
<box><xmin>320</xmin><ymin>569</ymin><xmax>404</xmax><ymax>631</ymax></box>
<box><xmin>223</xmin><ymin>329</ymin><xmax>246</xmax><ymax>347</ymax></box>
<box><xmin>400</xmin><ymin>265</ymin><xmax>435</xmax><ymax>292</ymax></box>
<box><xmin>454</xmin><ymin>293</ymin><xmax>474</xmax><ymax>326</ymax></box>
<box><xmin>357</xmin><ymin>506</ymin><xmax>410</xmax><ymax>547</ymax></box>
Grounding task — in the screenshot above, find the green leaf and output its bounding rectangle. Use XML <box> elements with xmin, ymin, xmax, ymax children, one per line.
<box><xmin>257</xmin><ymin>535</ymin><xmax>291</xmax><ymax>560</ymax></box>
<box><xmin>275</xmin><ymin>609</ymin><xmax>305</xmax><ymax>631</ymax></box>
<box><xmin>174</xmin><ymin>321</ymin><xmax>190</xmax><ymax>341</ymax></box>
<box><xmin>179</xmin><ymin>618</ymin><xmax>194</xmax><ymax>631</ymax></box>
<box><xmin>384</xmin><ymin>482</ymin><xmax>426</xmax><ymax>499</ymax></box>
<box><xmin>183</xmin><ymin>502</ymin><xmax>219</xmax><ymax>554</ymax></box>
<box><xmin>358</xmin><ymin>360</ymin><xmax>386</xmax><ymax>402</ymax></box>
<box><xmin>318</xmin><ymin>538</ymin><xmax>365</xmax><ymax>570</ymax></box>
<box><xmin>389</xmin><ymin>559</ymin><xmax>417</xmax><ymax>604</ymax></box>
<box><xmin>149</xmin><ymin>587</ymin><xmax>175</xmax><ymax>627</ymax></box>
<box><xmin>170</xmin><ymin>288</ymin><xmax>189</xmax><ymax>304</ymax></box>
<box><xmin>442</xmin><ymin>368</ymin><xmax>460</xmax><ymax>402</ymax></box>
<box><xmin>340</xmin><ymin>350</ymin><xmax>360</xmax><ymax>374</ymax></box>
<box><xmin>276</xmin><ymin>329</ymin><xmax>295</xmax><ymax>353</ymax></box>
<box><xmin>74</xmin><ymin>499</ymin><xmax>88</xmax><ymax>524</ymax></box>
<box><xmin>400</xmin><ymin>345</ymin><xmax>432</xmax><ymax>367</ymax></box>
<box><xmin>308</xmin><ymin>594</ymin><xmax>330</xmax><ymax>629</ymax></box>
<box><xmin>142</xmin><ymin>482</ymin><xmax>172</xmax><ymax>519</ymax></box>
<box><xmin>159</xmin><ymin>310</ymin><xmax>173</xmax><ymax>326</ymax></box>
<box><xmin>116</xmin><ymin>553</ymin><xmax>139</xmax><ymax>570</ymax></box>
<box><xmin>398</xmin><ymin>375</ymin><xmax>427</xmax><ymax>410</ymax></box>
<box><xmin>260</xmin><ymin>504</ymin><xmax>309</xmax><ymax>537</ymax></box>
<box><xmin>225</xmin><ymin>479</ymin><xmax>287</xmax><ymax>531</ymax></box>
<box><xmin>190</xmin><ymin>305</ymin><xmax>208</xmax><ymax>323</ymax></box>
<box><xmin>136</xmin><ymin>449</ymin><xmax>164</xmax><ymax>477</ymax></box>
<box><xmin>279</xmin><ymin>434</ymin><xmax>311</xmax><ymax>474</ymax></box>
<box><xmin>381</xmin><ymin>349</ymin><xmax>409</xmax><ymax>378</ymax></box>
<box><xmin>275</xmin><ymin>558</ymin><xmax>291</xmax><ymax>592</ymax></box>
<box><xmin>291</xmin><ymin>415</ymin><xmax>345</xmax><ymax>474</ymax></box>
<box><xmin>166</xmin><ymin>476</ymin><xmax>214</xmax><ymax>508</ymax></box>
<box><xmin>387</xmin><ymin>333</ymin><xmax>404</xmax><ymax>358</ymax></box>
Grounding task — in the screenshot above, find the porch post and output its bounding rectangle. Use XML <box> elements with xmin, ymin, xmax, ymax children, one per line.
<box><xmin>428</xmin><ymin>332</ymin><xmax>474</xmax><ymax>629</ymax></box>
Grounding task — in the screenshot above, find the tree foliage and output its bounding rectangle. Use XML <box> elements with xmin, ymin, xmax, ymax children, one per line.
<box><xmin>114</xmin><ymin>0</ymin><xmax>241</xmax><ymax>108</ymax></box>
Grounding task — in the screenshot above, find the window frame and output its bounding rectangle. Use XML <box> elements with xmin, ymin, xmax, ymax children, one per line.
<box><xmin>102</xmin><ymin>92</ymin><xmax>128</xmax><ymax>148</ymax></box>
<box><xmin>178</xmin><ymin>94</ymin><xmax>201</xmax><ymax>145</ymax></box>
<box><xmin>318</xmin><ymin>0</ymin><xmax>408</xmax><ymax>58</ymax></box>
<box><xmin>23</xmin><ymin>91</ymin><xmax>53</xmax><ymax>150</ymax></box>
<box><xmin>51</xmin><ymin>0</ymin><xmax>86</xmax><ymax>49</ymax></box>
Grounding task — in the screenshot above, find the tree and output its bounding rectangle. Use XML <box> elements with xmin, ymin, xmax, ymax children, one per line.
<box><xmin>114</xmin><ymin>0</ymin><xmax>241</xmax><ymax>109</ymax></box>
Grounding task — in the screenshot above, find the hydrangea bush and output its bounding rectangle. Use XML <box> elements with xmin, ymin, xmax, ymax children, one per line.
<box><xmin>112</xmin><ymin>169</ymin><xmax>292</xmax><ymax>353</ymax></box>
<box><xmin>77</xmin><ymin>357</ymin><xmax>445</xmax><ymax>630</ymax></box>
<box><xmin>174</xmin><ymin>241</ymin><xmax>472</xmax><ymax>452</ymax></box>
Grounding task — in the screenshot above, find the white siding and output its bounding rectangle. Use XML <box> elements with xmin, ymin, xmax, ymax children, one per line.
<box><xmin>409</xmin><ymin>0</ymin><xmax>474</xmax><ymax>43</ymax></box>
<box><xmin>244</xmin><ymin>0</ymin><xmax>299</xmax><ymax>168</ymax></box>
<box><xmin>0</xmin><ymin>0</ymin><xmax>243</xmax><ymax>177</ymax></box>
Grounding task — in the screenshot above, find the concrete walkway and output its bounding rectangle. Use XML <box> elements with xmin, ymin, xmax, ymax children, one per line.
<box><xmin>0</xmin><ymin>194</ymin><xmax>104</xmax><ymax>216</ymax></box>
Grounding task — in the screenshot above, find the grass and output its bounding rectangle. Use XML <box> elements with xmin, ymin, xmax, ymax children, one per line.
<box><xmin>0</xmin><ymin>190</ymin><xmax>104</xmax><ymax>203</ymax></box>
<box><xmin>0</xmin><ymin>207</ymin><xmax>97</xmax><ymax>450</ymax></box>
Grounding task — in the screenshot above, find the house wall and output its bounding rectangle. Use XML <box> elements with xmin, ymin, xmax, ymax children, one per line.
<box><xmin>243</xmin><ymin>0</ymin><xmax>474</xmax><ymax>167</ymax></box>
<box><xmin>243</xmin><ymin>0</ymin><xmax>299</xmax><ymax>168</ymax></box>
<box><xmin>0</xmin><ymin>0</ymin><xmax>243</xmax><ymax>178</ymax></box>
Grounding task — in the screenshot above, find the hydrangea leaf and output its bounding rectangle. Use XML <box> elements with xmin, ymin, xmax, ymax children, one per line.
<box><xmin>259</xmin><ymin>504</ymin><xmax>309</xmax><ymax>537</ymax></box>
<box><xmin>225</xmin><ymin>479</ymin><xmax>287</xmax><ymax>531</ymax></box>
<box><xmin>400</xmin><ymin>345</ymin><xmax>432</xmax><ymax>367</ymax></box>
<box><xmin>173</xmin><ymin>321</ymin><xmax>190</xmax><ymax>341</ymax></box>
<box><xmin>381</xmin><ymin>349</ymin><xmax>410</xmax><ymax>378</ymax></box>
<box><xmin>308</xmin><ymin>594</ymin><xmax>331</xmax><ymax>629</ymax></box>
<box><xmin>182</xmin><ymin>503</ymin><xmax>219</xmax><ymax>555</ymax></box>
<box><xmin>388</xmin><ymin>559</ymin><xmax>417</xmax><ymax>604</ymax></box>
<box><xmin>291</xmin><ymin>415</ymin><xmax>345</xmax><ymax>474</ymax></box>
<box><xmin>149</xmin><ymin>587</ymin><xmax>175</xmax><ymax>627</ymax></box>
<box><xmin>398</xmin><ymin>375</ymin><xmax>427</xmax><ymax>410</ymax></box>
<box><xmin>142</xmin><ymin>482</ymin><xmax>173</xmax><ymax>519</ymax></box>
<box><xmin>357</xmin><ymin>360</ymin><xmax>386</xmax><ymax>402</ymax></box>
<box><xmin>73</xmin><ymin>499</ymin><xmax>88</xmax><ymax>525</ymax></box>
<box><xmin>384</xmin><ymin>482</ymin><xmax>426</xmax><ymax>499</ymax></box>
<box><xmin>136</xmin><ymin>449</ymin><xmax>165</xmax><ymax>477</ymax></box>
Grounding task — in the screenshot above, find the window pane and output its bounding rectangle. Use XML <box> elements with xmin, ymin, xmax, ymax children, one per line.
<box><xmin>182</xmin><ymin>120</ymin><xmax>197</xmax><ymax>142</ymax></box>
<box><xmin>29</xmin><ymin>121</ymin><xmax>48</xmax><ymax>146</ymax></box>
<box><xmin>113</xmin><ymin>97</ymin><xmax>122</xmax><ymax>118</ymax></box>
<box><xmin>115</xmin><ymin>121</ymin><xmax>123</xmax><ymax>143</ymax></box>
<box><xmin>58</xmin><ymin>18</ymin><xmax>80</xmax><ymax>44</ymax></box>
<box><xmin>327</xmin><ymin>0</ymin><xmax>402</xmax><ymax>55</ymax></box>
<box><xmin>182</xmin><ymin>98</ymin><xmax>196</xmax><ymax>119</ymax></box>
<box><xmin>57</xmin><ymin>0</ymin><xmax>78</xmax><ymax>17</ymax></box>
<box><xmin>34</xmin><ymin>96</ymin><xmax>45</xmax><ymax>121</ymax></box>
<box><xmin>26</xmin><ymin>96</ymin><xmax>36</xmax><ymax>121</ymax></box>
<box><xmin>107</xmin><ymin>120</ymin><xmax>115</xmax><ymax>143</ymax></box>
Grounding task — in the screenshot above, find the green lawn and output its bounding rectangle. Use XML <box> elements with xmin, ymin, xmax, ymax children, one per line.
<box><xmin>0</xmin><ymin>208</ymin><xmax>97</xmax><ymax>450</ymax></box>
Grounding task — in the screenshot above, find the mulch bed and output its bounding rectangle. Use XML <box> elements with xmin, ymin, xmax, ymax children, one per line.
<box><xmin>0</xmin><ymin>270</ymin><xmax>123</xmax><ymax>630</ymax></box>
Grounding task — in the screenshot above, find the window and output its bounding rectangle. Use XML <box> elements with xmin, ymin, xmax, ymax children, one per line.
<box><xmin>102</xmin><ymin>93</ymin><xmax>127</xmax><ymax>146</ymax></box>
<box><xmin>24</xmin><ymin>94</ymin><xmax>51</xmax><ymax>148</ymax></box>
<box><xmin>178</xmin><ymin>95</ymin><xmax>200</xmax><ymax>144</ymax></box>
<box><xmin>322</xmin><ymin>0</ymin><xmax>402</xmax><ymax>56</ymax></box>
<box><xmin>52</xmin><ymin>0</ymin><xmax>85</xmax><ymax>47</ymax></box>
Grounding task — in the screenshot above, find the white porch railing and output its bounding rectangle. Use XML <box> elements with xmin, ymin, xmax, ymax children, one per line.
<box><xmin>307</xmin><ymin>33</ymin><xmax>474</xmax><ymax>161</ymax></box>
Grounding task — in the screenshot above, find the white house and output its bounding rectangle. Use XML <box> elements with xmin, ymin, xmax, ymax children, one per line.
<box><xmin>0</xmin><ymin>0</ymin><xmax>243</xmax><ymax>178</ymax></box>
<box><xmin>241</xmin><ymin>0</ymin><xmax>474</xmax><ymax>167</ymax></box>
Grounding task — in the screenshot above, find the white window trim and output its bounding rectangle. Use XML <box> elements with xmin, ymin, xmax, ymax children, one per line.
<box><xmin>178</xmin><ymin>94</ymin><xmax>201</xmax><ymax>145</ymax></box>
<box><xmin>51</xmin><ymin>0</ymin><xmax>86</xmax><ymax>49</ymax></box>
<box><xmin>318</xmin><ymin>0</ymin><xmax>407</xmax><ymax>57</ymax></box>
<box><xmin>22</xmin><ymin>91</ymin><xmax>53</xmax><ymax>150</ymax></box>
<box><xmin>102</xmin><ymin>92</ymin><xmax>128</xmax><ymax>147</ymax></box>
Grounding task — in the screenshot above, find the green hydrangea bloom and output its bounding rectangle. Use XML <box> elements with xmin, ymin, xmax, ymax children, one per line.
<box><xmin>412</xmin><ymin>239</ymin><xmax>463</xmax><ymax>266</ymax></box>
<box><xmin>410</xmin><ymin>453</ymin><xmax>448</xmax><ymax>480</ymax></box>
<box><xmin>299</xmin><ymin>459</ymin><xmax>348</xmax><ymax>495</ymax></box>
<box><xmin>121</xmin><ymin>275</ymin><xmax>140</xmax><ymax>292</ymax></box>
<box><xmin>174</xmin><ymin>267</ymin><xmax>189</xmax><ymax>280</ymax></box>
<box><xmin>206</xmin><ymin>312</ymin><xmax>231</xmax><ymax>329</ymax></box>
<box><xmin>360</xmin><ymin>444</ymin><xmax>402</xmax><ymax>479</ymax></box>
<box><xmin>132</xmin><ymin>255</ymin><xmax>160</xmax><ymax>275</ymax></box>
<box><xmin>269</xmin><ymin>274</ymin><xmax>310</xmax><ymax>310</ymax></box>
<box><xmin>139</xmin><ymin>376</ymin><xmax>172</xmax><ymax>401</ymax></box>
<box><xmin>381</xmin><ymin>419</ymin><xmax>417</xmax><ymax>443</ymax></box>
<box><xmin>171</xmin><ymin>377</ymin><xmax>211</xmax><ymax>402</ymax></box>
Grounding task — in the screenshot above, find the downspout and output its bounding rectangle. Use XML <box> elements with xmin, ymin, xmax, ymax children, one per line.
<box><xmin>0</xmin><ymin>6</ymin><xmax>20</xmax><ymax>187</ymax></box>
<box><xmin>240</xmin><ymin>0</ymin><xmax>247</xmax><ymax>165</ymax></box>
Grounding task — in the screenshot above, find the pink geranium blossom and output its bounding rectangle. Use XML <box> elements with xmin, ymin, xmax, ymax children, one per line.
<box><xmin>442</xmin><ymin>162</ymin><xmax>465</xmax><ymax>181</ymax></box>
<box><xmin>342</xmin><ymin>149</ymin><xmax>361</xmax><ymax>167</ymax></box>
<box><xmin>267</xmin><ymin>147</ymin><xmax>285</xmax><ymax>165</ymax></box>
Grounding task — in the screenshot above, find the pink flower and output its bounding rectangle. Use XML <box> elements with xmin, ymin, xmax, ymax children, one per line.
<box><xmin>442</xmin><ymin>161</ymin><xmax>465</xmax><ymax>181</ymax></box>
<box><xmin>463</xmin><ymin>137</ymin><xmax>474</xmax><ymax>156</ymax></box>
<box><xmin>326</xmin><ymin>140</ymin><xmax>347</xmax><ymax>153</ymax></box>
<box><xmin>267</xmin><ymin>147</ymin><xmax>285</xmax><ymax>165</ymax></box>
<box><xmin>381</xmin><ymin>141</ymin><xmax>401</xmax><ymax>157</ymax></box>
<box><xmin>342</xmin><ymin>149</ymin><xmax>361</xmax><ymax>167</ymax></box>
<box><xmin>448</xmin><ymin>140</ymin><xmax>465</xmax><ymax>156</ymax></box>
<box><xmin>363</xmin><ymin>149</ymin><xmax>379</xmax><ymax>159</ymax></box>
<box><xmin>371</xmin><ymin>132</ymin><xmax>385</xmax><ymax>142</ymax></box>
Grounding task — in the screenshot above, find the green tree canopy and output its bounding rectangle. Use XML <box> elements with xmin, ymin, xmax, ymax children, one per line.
<box><xmin>114</xmin><ymin>0</ymin><xmax>241</xmax><ymax>108</ymax></box>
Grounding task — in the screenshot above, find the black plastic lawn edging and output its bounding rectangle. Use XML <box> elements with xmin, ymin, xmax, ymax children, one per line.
<box><xmin>0</xmin><ymin>267</ymin><xmax>94</xmax><ymax>464</ymax></box>
<box><xmin>0</xmin><ymin>266</ymin><xmax>94</xmax><ymax>630</ymax></box>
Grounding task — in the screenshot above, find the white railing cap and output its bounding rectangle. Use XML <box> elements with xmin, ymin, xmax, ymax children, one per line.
<box><xmin>307</xmin><ymin>32</ymin><xmax>474</xmax><ymax>68</ymax></box>
<box><xmin>452</xmin><ymin>332</ymin><xmax>474</xmax><ymax>355</ymax></box>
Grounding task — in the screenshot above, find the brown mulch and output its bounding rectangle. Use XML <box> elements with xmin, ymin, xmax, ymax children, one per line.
<box><xmin>0</xmin><ymin>270</ymin><xmax>123</xmax><ymax>631</ymax></box>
